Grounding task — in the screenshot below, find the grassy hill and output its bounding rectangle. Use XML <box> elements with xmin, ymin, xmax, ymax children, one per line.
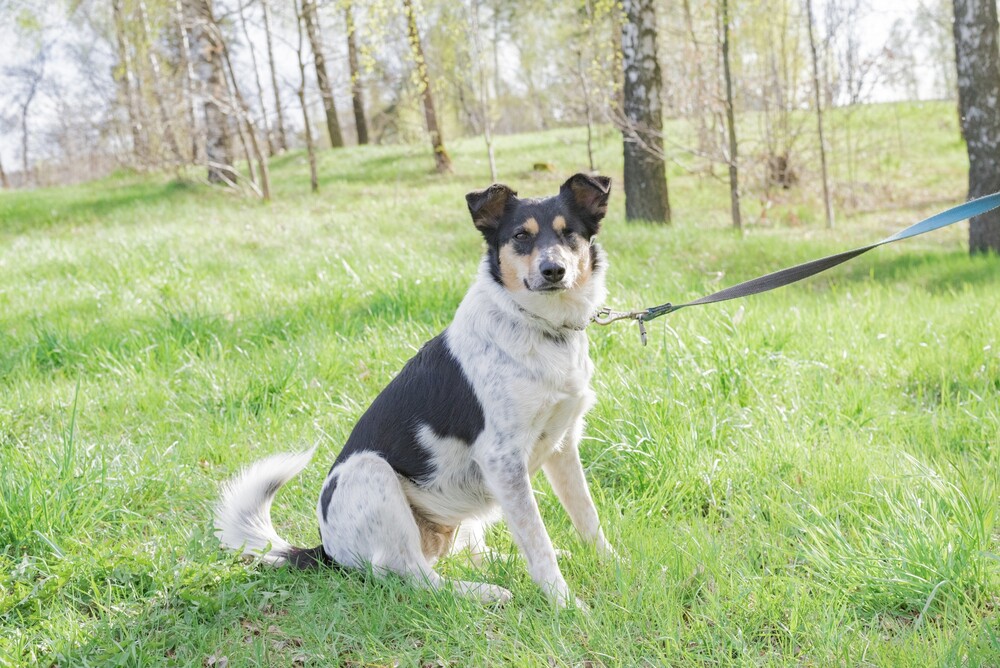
<box><xmin>1</xmin><ymin>101</ymin><xmax>997</xmax><ymax>666</ymax></box>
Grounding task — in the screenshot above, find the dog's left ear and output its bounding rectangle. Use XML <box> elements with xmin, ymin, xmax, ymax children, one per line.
<box><xmin>560</xmin><ymin>173</ymin><xmax>611</xmax><ymax>235</ymax></box>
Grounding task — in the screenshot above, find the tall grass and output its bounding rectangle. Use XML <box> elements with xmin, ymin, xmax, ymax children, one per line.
<box><xmin>1</xmin><ymin>101</ymin><xmax>997</xmax><ymax>666</ymax></box>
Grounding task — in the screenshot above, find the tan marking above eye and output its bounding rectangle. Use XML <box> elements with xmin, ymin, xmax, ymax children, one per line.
<box><xmin>552</xmin><ymin>216</ymin><xmax>566</xmax><ymax>232</ymax></box>
<box><xmin>522</xmin><ymin>218</ymin><xmax>539</xmax><ymax>235</ymax></box>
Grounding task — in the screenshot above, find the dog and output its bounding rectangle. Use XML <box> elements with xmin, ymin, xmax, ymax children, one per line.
<box><xmin>215</xmin><ymin>173</ymin><xmax>617</xmax><ymax>607</ymax></box>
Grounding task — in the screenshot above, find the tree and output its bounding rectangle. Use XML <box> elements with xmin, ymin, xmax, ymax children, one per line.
<box><xmin>237</xmin><ymin>0</ymin><xmax>275</xmax><ymax>156</ymax></box>
<box><xmin>137</xmin><ymin>0</ymin><xmax>183</xmax><ymax>162</ymax></box>
<box><xmin>806</xmin><ymin>0</ymin><xmax>834</xmax><ymax>228</ymax></box>
<box><xmin>188</xmin><ymin>0</ymin><xmax>236</xmax><ymax>184</ymax></box>
<box><xmin>620</xmin><ymin>0</ymin><xmax>670</xmax><ymax>222</ymax></box>
<box><xmin>301</xmin><ymin>0</ymin><xmax>345</xmax><ymax>148</ymax></box>
<box><xmin>295</xmin><ymin>0</ymin><xmax>319</xmax><ymax>193</ymax></box>
<box><xmin>344</xmin><ymin>1</ymin><xmax>369</xmax><ymax>145</ymax></box>
<box><xmin>175</xmin><ymin>0</ymin><xmax>200</xmax><ymax>161</ymax></box>
<box><xmin>952</xmin><ymin>0</ymin><xmax>1000</xmax><ymax>254</ymax></box>
<box><xmin>217</xmin><ymin>10</ymin><xmax>272</xmax><ymax>200</ymax></box>
<box><xmin>0</xmin><ymin>153</ymin><xmax>9</xmax><ymax>188</ymax></box>
<box><xmin>403</xmin><ymin>0</ymin><xmax>452</xmax><ymax>173</ymax></box>
<box><xmin>260</xmin><ymin>0</ymin><xmax>288</xmax><ymax>152</ymax></box>
<box><xmin>112</xmin><ymin>0</ymin><xmax>148</xmax><ymax>163</ymax></box>
<box><xmin>471</xmin><ymin>0</ymin><xmax>497</xmax><ymax>181</ymax></box>
<box><xmin>720</xmin><ymin>0</ymin><xmax>741</xmax><ymax>230</ymax></box>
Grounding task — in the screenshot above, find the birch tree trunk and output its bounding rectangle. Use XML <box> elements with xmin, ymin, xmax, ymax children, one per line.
<box><xmin>112</xmin><ymin>0</ymin><xmax>148</xmax><ymax>164</ymax></box>
<box><xmin>403</xmin><ymin>0</ymin><xmax>452</xmax><ymax>173</ymax></box>
<box><xmin>721</xmin><ymin>0</ymin><xmax>741</xmax><ymax>230</ymax></box>
<box><xmin>175</xmin><ymin>0</ymin><xmax>200</xmax><ymax>161</ymax></box>
<box><xmin>188</xmin><ymin>0</ymin><xmax>235</xmax><ymax>184</ymax></box>
<box><xmin>301</xmin><ymin>0</ymin><xmax>345</xmax><ymax>148</ymax></box>
<box><xmin>218</xmin><ymin>25</ymin><xmax>272</xmax><ymax>200</ymax></box>
<box><xmin>295</xmin><ymin>0</ymin><xmax>319</xmax><ymax>192</ymax></box>
<box><xmin>472</xmin><ymin>0</ymin><xmax>497</xmax><ymax>181</ymax></box>
<box><xmin>137</xmin><ymin>0</ymin><xmax>183</xmax><ymax>163</ymax></box>
<box><xmin>953</xmin><ymin>0</ymin><xmax>1000</xmax><ymax>254</ymax></box>
<box><xmin>345</xmin><ymin>1</ymin><xmax>369</xmax><ymax>145</ymax></box>
<box><xmin>261</xmin><ymin>0</ymin><xmax>288</xmax><ymax>152</ymax></box>
<box><xmin>806</xmin><ymin>0</ymin><xmax>834</xmax><ymax>229</ymax></box>
<box><xmin>620</xmin><ymin>0</ymin><xmax>670</xmax><ymax>222</ymax></box>
<box><xmin>238</xmin><ymin>0</ymin><xmax>275</xmax><ymax>156</ymax></box>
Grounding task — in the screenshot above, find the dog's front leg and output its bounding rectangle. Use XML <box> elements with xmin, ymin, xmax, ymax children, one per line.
<box><xmin>543</xmin><ymin>419</ymin><xmax>617</xmax><ymax>560</ymax></box>
<box><xmin>477</xmin><ymin>448</ymin><xmax>574</xmax><ymax>607</ymax></box>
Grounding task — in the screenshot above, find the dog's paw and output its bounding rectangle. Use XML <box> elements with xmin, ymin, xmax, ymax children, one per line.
<box><xmin>458</xmin><ymin>580</ymin><xmax>513</xmax><ymax>605</ymax></box>
<box><xmin>480</xmin><ymin>584</ymin><xmax>513</xmax><ymax>605</ymax></box>
<box><xmin>596</xmin><ymin>539</ymin><xmax>626</xmax><ymax>565</ymax></box>
<box><xmin>543</xmin><ymin>580</ymin><xmax>576</xmax><ymax>609</ymax></box>
<box><xmin>554</xmin><ymin>548</ymin><xmax>572</xmax><ymax>561</ymax></box>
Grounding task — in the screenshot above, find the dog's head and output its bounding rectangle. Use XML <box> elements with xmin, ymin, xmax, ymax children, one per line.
<box><xmin>465</xmin><ymin>173</ymin><xmax>611</xmax><ymax>299</ymax></box>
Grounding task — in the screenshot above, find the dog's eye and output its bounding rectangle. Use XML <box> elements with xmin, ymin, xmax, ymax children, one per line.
<box><xmin>513</xmin><ymin>231</ymin><xmax>530</xmax><ymax>241</ymax></box>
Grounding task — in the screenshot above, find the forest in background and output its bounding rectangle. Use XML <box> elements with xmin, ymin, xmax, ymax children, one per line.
<box><xmin>0</xmin><ymin>0</ymin><xmax>957</xmax><ymax>189</ymax></box>
<box><xmin>1</xmin><ymin>0</ymin><xmax>999</xmax><ymax>251</ymax></box>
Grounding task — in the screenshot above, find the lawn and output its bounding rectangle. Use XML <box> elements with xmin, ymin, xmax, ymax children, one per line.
<box><xmin>1</xmin><ymin>101</ymin><xmax>997</xmax><ymax>666</ymax></box>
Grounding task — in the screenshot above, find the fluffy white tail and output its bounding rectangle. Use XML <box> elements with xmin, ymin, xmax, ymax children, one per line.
<box><xmin>214</xmin><ymin>448</ymin><xmax>316</xmax><ymax>565</ymax></box>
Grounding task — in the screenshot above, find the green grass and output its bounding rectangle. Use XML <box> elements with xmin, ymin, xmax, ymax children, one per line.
<box><xmin>1</xmin><ymin>101</ymin><xmax>998</xmax><ymax>666</ymax></box>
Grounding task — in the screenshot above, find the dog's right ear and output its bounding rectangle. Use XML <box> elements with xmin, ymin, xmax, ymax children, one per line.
<box><xmin>466</xmin><ymin>184</ymin><xmax>517</xmax><ymax>236</ymax></box>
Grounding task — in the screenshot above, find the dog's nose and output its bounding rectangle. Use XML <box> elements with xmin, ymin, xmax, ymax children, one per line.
<box><xmin>540</xmin><ymin>261</ymin><xmax>566</xmax><ymax>283</ymax></box>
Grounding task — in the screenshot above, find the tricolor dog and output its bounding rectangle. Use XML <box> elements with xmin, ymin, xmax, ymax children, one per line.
<box><xmin>215</xmin><ymin>173</ymin><xmax>616</xmax><ymax>606</ymax></box>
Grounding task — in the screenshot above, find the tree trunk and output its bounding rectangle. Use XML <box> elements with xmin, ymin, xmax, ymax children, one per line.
<box><xmin>403</xmin><ymin>0</ymin><xmax>452</xmax><ymax>173</ymax></box>
<box><xmin>345</xmin><ymin>1</ymin><xmax>369</xmax><ymax>145</ymax></box>
<box><xmin>295</xmin><ymin>0</ymin><xmax>319</xmax><ymax>192</ymax></box>
<box><xmin>0</xmin><ymin>155</ymin><xmax>8</xmax><ymax>188</ymax></box>
<box><xmin>953</xmin><ymin>0</ymin><xmax>1000</xmax><ymax>254</ymax></box>
<box><xmin>175</xmin><ymin>0</ymin><xmax>200</xmax><ymax>161</ymax></box>
<box><xmin>238</xmin><ymin>0</ymin><xmax>275</xmax><ymax>156</ymax></box>
<box><xmin>806</xmin><ymin>0</ymin><xmax>834</xmax><ymax>229</ymax></box>
<box><xmin>219</xmin><ymin>24</ymin><xmax>272</xmax><ymax>200</ymax></box>
<box><xmin>137</xmin><ymin>0</ymin><xmax>184</xmax><ymax>163</ymax></box>
<box><xmin>261</xmin><ymin>0</ymin><xmax>288</xmax><ymax>152</ymax></box>
<box><xmin>721</xmin><ymin>0</ymin><xmax>741</xmax><ymax>230</ymax></box>
<box><xmin>620</xmin><ymin>0</ymin><xmax>670</xmax><ymax>223</ymax></box>
<box><xmin>189</xmin><ymin>0</ymin><xmax>236</xmax><ymax>184</ymax></box>
<box><xmin>574</xmin><ymin>47</ymin><xmax>595</xmax><ymax>172</ymax></box>
<box><xmin>301</xmin><ymin>0</ymin><xmax>344</xmax><ymax>148</ymax></box>
<box><xmin>472</xmin><ymin>0</ymin><xmax>497</xmax><ymax>181</ymax></box>
<box><xmin>112</xmin><ymin>0</ymin><xmax>148</xmax><ymax>164</ymax></box>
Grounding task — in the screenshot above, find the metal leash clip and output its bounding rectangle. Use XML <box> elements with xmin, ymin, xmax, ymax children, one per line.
<box><xmin>591</xmin><ymin>307</ymin><xmax>650</xmax><ymax>346</ymax></box>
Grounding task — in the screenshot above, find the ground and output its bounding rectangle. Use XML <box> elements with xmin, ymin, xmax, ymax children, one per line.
<box><xmin>0</xmin><ymin>101</ymin><xmax>997</xmax><ymax>666</ymax></box>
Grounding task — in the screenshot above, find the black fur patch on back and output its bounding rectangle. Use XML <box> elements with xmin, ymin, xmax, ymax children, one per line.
<box><xmin>320</xmin><ymin>474</ymin><xmax>339</xmax><ymax>522</ymax></box>
<box><xmin>329</xmin><ymin>331</ymin><xmax>484</xmax><ymax>483</ymax></box>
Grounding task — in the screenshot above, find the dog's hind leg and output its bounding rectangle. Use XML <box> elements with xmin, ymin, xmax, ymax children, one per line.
<box><xmin>453</xmin><ymin>516</ymin><xmax>500</xmax><ymax>566</ymax></box>
<box><xmin>320</xmin><ymin>452</ymin><xmax>511</xmax><ymax>604</ymax></box>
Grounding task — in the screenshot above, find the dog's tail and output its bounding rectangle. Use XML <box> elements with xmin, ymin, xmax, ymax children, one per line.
<box><xmin>214</xmin><ymin>448</ymin><xmax>331</xmax><ymax>569</ymax></box>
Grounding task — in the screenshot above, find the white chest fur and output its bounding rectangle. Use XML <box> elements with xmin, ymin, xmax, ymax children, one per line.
<box><xmin>447</xmin><ymin>268</ymin><xmax>599</xmax><ymax>468</ymax></box>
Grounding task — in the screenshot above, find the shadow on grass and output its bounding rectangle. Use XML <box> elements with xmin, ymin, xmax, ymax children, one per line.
<box><xmin>807</xmin><ymin>249</ymin><xmax>1000</xmax><ymax>293</ymax></box>
<box><xmin>0</xmin><ymin>178</ymin><xmax>201</xmax><ymax>236</ymax></box>
<box><xmin>0</xmin><ymin>281</ymin><xmax>462</xmax><ymax>382</ymax></box>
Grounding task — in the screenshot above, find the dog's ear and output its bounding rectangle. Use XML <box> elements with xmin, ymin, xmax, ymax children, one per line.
<box><xmin>560</xmin><ymin>173</ymin><xmax>611</xmax><ymax>235</ymax></box>
<box><xmin>466</xmin><ymin>184</ymin><xmax>517</xmax><ymax>236</ymax></box>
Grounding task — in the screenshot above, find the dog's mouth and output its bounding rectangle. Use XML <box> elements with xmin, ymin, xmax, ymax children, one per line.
<box><xmin>524</xmin><ymin>280</ymin><xmax>567</xmax><ymax>293</ymax></box>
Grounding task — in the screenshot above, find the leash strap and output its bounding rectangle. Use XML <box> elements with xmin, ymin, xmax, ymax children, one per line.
<box><xmin>593</xmin><ymin>192</ymin><xmax>1000</xmax><ymax>344</ymax></box>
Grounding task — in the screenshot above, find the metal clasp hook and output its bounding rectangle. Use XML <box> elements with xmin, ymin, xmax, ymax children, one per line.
<box><xmin>591</xmin><ymin>307</ymin><xmax>650</xmax><ymax>345</ymax></box>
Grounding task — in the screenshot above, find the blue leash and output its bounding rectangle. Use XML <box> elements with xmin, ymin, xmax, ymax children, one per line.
<box><xmin>593</xmin><ymin>192</ymin><xmax>1000</xmax><ymax>344</ymax></box>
